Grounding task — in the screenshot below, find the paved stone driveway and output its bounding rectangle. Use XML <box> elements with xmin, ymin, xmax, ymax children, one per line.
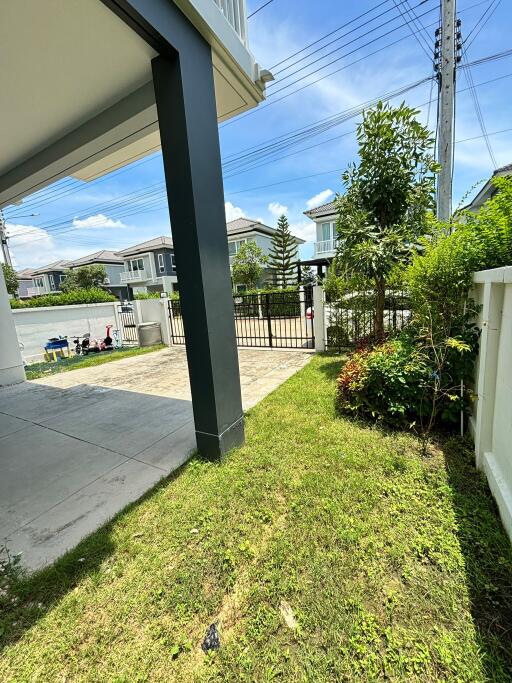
<box><xmin>0</xmin><ymin>347</ymin><xmax>311</xmax><ymax>569</ymax></box>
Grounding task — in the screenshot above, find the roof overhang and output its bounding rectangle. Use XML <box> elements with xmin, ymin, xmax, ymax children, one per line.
<box><xmin>0</xmin><ymin>0</ymin><xmax>267</xmax><ymax>208</ymax></box>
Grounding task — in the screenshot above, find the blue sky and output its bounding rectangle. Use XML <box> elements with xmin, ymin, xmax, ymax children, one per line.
<box><xmin>5</xmin><ymin>0</ymin><xmax>512</xmax><ymax>269</ymax></box>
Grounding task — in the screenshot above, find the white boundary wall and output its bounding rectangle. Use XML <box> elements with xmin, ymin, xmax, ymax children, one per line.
<box><xmin>13</xmin><ymin>302</ymin><xmax>120</xmax><ymax>363</ymax></box>
<box><xmin>470</xmin><ymin>267</ymin><xmax>512</xmax><ymax>540</ymax></box>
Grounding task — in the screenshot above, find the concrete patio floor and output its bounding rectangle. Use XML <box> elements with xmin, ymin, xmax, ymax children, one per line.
<box><xmin>0</xmin><ymin>347</ymin><xmax>311</xmax><ymax>570</ymax></box>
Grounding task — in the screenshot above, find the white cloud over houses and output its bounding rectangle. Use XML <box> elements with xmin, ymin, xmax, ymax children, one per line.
<box><xmin>72</xmin><ymin>213</ymin><xmax>126</xmax><ymax>229</ymax></box>
<box><xmin>5</xmin><ymin>223</ymin><xmax>90</xmax><ymax>270</ymax></box>
<box><xmin>306</xmin><ymin>189</ymin><xmax>334</xmax><ymax>210</ymax></box>
<box><xmin>224</xmin><ymin>201</ymin><xmax>246</xmax><ymax>222</ymax></box>
<box><xmin>289</xmin><ymin>220</ymin><xmax>316</xmax><ymax>244</ymax></box>
<box><xmin>268</xmin><ymin>201</ymin><xmax>288</xmax><ymax>218</ymax></box>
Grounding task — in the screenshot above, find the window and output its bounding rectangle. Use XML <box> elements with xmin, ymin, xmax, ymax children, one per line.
<box><xmin>48</xmin><ymin>274</ymin><xmax>55</xmax><ymax>290</ymax></box>
<box><xmin>33</xmin><ymin>277</ymin><xmax>44</xmax><ymax>288</ymax></box>
<box><xmin>170</xmin><ymin>254</ymin><xmax>176</xmax><ymax>270</ymax></box>
<box><xmin>158</xmin><ymin>253</ymin><xmax>165</xmax><ymax>273</ymax></box>
<box><xmin>320</xmin><ymin>222</ymin><xmax>332</xmax><ymax>242</ymax></box>
<box><xmin>228</xmin><ymin>239</ymin><xmax>247</xmax><ymax>257</ymax></box>
<box><xmin>129</xmin><ymin>258</ymin><xmax>144</xmax><ymax>272</ymax></box>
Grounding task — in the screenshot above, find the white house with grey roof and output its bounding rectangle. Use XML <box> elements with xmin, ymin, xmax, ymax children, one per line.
<box><xmin>226</xmin><ymin>217</ymin><xmax>304</xmax><ymax>289</ymax></box>
<box><xmin>117</xmin><ymin>236</ymin><xmax>178</xmax><ymax>296</ymax></box>
<box><xmin>67</xmin><ymin>249</ymin><xmax>128</xmax><ymax>299</ymax></box>
<box><xmin>301</xmin><ymin>200</ymin><xmax>338</xmax><ymax>278</ymax></box>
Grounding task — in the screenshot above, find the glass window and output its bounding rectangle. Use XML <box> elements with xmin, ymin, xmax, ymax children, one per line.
<box><xmin>228</xmin><ymin>242</ymin><xmax>236</xmax><ymax>256</ymax></box>
<box><xmin>170</xmin><ymin>254</ymin><xmax>176</xmax><ymax>269</ymax></box>
<box><xmin>158</xmin><ymin>253</ymin><xmax>165</xmax><ymax>272</ymax></box>
<box><xmin>48</xmin><ymin>274</ymin><xmax>55</xmax><ymax>289</ymax></box>
<box><xmin>129</xmin><ymin>258</ymin><xmax>144</xmax><ymax>272</ymax></box>
<box><xmin>321</xmin><ymin>222</ymin><xmax>331</xmax><ymax>242</ymax></box>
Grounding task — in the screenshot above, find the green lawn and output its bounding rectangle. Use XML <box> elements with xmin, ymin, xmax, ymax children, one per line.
<box><xmin>25</xmin><ymin>344</ymin><xmax>165</xmax><ymax>380</ymax></box>
<box><xmin>1</xmin><ymin>355</ymin><xmax>511</xmax><ymax>681</ymax></box>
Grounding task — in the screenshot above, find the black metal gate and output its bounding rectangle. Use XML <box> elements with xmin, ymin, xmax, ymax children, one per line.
<box><xmin>117</xmin><ymin>305</ymin><xmax>138</xmax><ymax>343</ymax></box>
<box><xmin>168</xmin><ymin>288</ymin><xmax>314</xmax><ymax>349</ymax></box>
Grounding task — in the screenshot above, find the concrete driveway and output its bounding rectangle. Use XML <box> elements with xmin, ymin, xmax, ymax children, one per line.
<box><xmin>0</xmin><ymin>347</ymin><xmax>311</xmax><ymax>570</ymax></box>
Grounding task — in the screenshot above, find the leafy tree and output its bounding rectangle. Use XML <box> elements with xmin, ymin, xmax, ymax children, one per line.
<box><xmin>2</xmin><ymin>263</ymin><xmax>18</xmax><ymax>296</ymax></box>
<box><xmin>300</xmin><ymin>263</ymin><xmax>316</xmax><ymax>287</ymax></box>
<box><xmin>231</xmin><ymin>241</ymin><xmax>268</xmax><ymax>290</ymax></box>
<box><xmin>335</xmin><ymin>101</ymin><xmax>438</xmax><ymax>338</ymax></box>
<box><xmin>268</xmin><ymin>215</ymin><xmax>298</xmax><ymax>288</ymax></box>
<box><xmin>61</xmin><ymin>265</ymin><xmax>107</xmax><ymax>292</ymax></box>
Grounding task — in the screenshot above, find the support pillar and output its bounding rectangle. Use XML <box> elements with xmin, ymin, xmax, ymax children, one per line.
<box><xmin>152</xmin><ymin>50</ymin><xmax>244</xmax><ymax>458</ymax></box>
<box><xmin>0</xmin><ymin>268</ymin><xmax>25</xmax><ymax>386</ymax></box>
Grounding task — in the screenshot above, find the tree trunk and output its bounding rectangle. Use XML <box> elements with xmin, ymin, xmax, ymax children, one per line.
<box><xmin>374</xmin><ymin>276</ymin><xmax>385</xmax><ymax>341</ymax></box>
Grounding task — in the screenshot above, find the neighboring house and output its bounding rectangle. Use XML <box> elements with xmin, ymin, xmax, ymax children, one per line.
<box><xmin>226</xmin><ymin>217</ymin><xmax>304</xmax><ymax>290</ymax></box>
<box><xmin>67</xmin><ymin>250</ymin><xmax>129</xmax><ymax>300</ymax></box>
<box><xmin>117</xmin><ymin>236</ymin><xmax>178</xmax><ymax>296</ymax></box>
<box><xmin>302</xmin><ymin>200</ymin><xmax>338</xmax><ymax>278</ymax></box>
<box><xmin>462</xmin><ymin>162</ymin><xmax>512</xmax><ymax>214</ymax></box>
<box><xmin>28</xmin><ymin>260</ymin><xmax>71</xmax><ymax>296</ymax></box>
<box><xmin>16</xmin><ymin>268</ymin><xmax>35</xmax><ymax>299</ymax></box>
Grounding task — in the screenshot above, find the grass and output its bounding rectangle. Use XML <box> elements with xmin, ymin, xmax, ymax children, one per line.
<box><xmin>1</xmin><ymin>354</ymin><xmax>512</xmax><ymax>681</ymax></box>
<box><xmin>24</xmin><ymin>344</ymin><xmax>166</xmax><ymax>380</ymax></box>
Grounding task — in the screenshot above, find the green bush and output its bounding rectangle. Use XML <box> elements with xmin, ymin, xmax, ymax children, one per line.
<box><xmin>134</xmin><ymin>291</ymin><xmax>180</xmax><ymax>300</ymax></box>
<box><xmin>233</xmin><ymin>287</ymin><xmax>301</xmax><ymax>317</ymax></box>
<box><xmin>11</xmin><ymin>288</ymin><xmax>116</xmax><ymax>308</ymax></box>
<box><xmin>336</xmin><ymin>338</ymin><xmax>431</xmax><ymax>427</ymax></box>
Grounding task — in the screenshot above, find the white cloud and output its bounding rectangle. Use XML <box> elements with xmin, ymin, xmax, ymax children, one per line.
<box><xmin>5</xmin><ymin>223</ymin><xmax>90</xmax><ymax>270</ymax></box>
<box><xmin>224</xmin><ymin>201</ymin><xmax>246</xmax><ymax>222</ymax></box>
<box><xmin>306</xmin><ymin>189</ymin><xmax>334</xmax><ymax>210</ymax></box>
<box><xmin>289</xmin><ymin>220</ymin><xmax>316</xmax><ymax>244</ymax></box>
<box><xmin>268</xmin><ymin>201</ymin><xmax>288</xmax><ymax>218</ymax></box>
<box><xmin>72</xmin><ymin>213</ymin><xmax>126</xmax><ymax>229</ymax></box>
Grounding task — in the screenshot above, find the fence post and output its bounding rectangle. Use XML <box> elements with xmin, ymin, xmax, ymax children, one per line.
<box><xmin>161</xmin><ymin>297</ymin><xmax>173</xmax><ymax>347</ymax></box>
<box><xmin>299</xmin><ymin>285</ymin><xmax>305</xmax><ymax>320</ymax></box>
<box><xmin>265</xmin><ymin>293</ymin><xmax>273</xmax><ymax>347</ymax></box>
<box><xmin>313</xmin><ymin>285</ymin><xmax>325</xmax><ymax>352</ymax></box>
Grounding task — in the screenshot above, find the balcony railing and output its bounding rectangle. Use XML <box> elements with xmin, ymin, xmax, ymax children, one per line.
<box><xmin>120</xmin><ymin>269</ymin><xmax>149</xmax><ymax>283</ymax></box>
<box><xmin>213</xmin><ymin>0</ymin><xmax>248</xmax><ymax>45</ymax></box>
<box><xmin>314</xmin><ymin>239</ymin><xmax>337</xmax><ymax>256</ymax></box>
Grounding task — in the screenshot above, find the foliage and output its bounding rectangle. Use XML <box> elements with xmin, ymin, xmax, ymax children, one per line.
<box><xmin>10</xmin><ymin>288</ymin><xmax>116</xmax><ymax>308</ymax></box>
<box><xmin>335</xmin><ymin>101</ymin><xmax>438</xmax><ymax>337</ymax></box>
<box><xmin>300</xmin><ymin>263</ymin><xmax>316</xmax><ymax>286</ymax></box>
<box><xmin>2</xmin><ymin>263</ymin><xmax>19</xmax><ymax>296</ymax></box>
<box><xmin>60</xmin><ymin>265</ymin><xmax>108</xmax><ymax>292</ymax></box>
<box><xmin>24</xmin><ymin>345</ymin><xmax>165</xmax><ymax>380</ymax></box>
<box><xmin>233</xmin><ymin>286</ymin><xmax>301</xmax><ymax>317</ymax></box>
<box><xmin>231</xmin><ymin>241</ymin><xmax>268</xmax><ymax>290</ymax></box>
<box><xmin>1</xmin><ymin>356</ymin><xmax>512</xmax><ymax>680</ymax></box>
<box><xmin>267</xmin><ymin>214</ymin><xmax>298</xmax><ymax>287</ymax></box>
<box><xmin>134</xmin><ymin>291</ymin><xmax>178</xmax><ymax>300</ymax></box>
<box><xmin>336</xmin><ymin>338</ymin><xmax>431</xmax><ymax>426</ymax></box>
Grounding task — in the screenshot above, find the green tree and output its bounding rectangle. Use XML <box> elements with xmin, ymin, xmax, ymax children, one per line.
<box><xmin>2</xmin><ymin>263</ymin><xmax>18</xmax><ymax>296</ymax></box>
<box><xmin>335</xmin><ymin>101</ymin><xmax>438</xmax><ymax>338</ymax></box>
<box><xmin>61</xmin><ymin>265</ymin><xmax>107</xmax><ymax>292</ymax></box>
<box><xmin>300</xmin><ymin>263</ymin><xmax>316</xmax><ymax>287</ymax></box>
<box><xmin>268</xmin><ymin>214</ymin><xmax>298</xmax><ymax>288</ymax></box>
<box><xmin>231</xmin><ymin>241</ymin><xmax>268</xmax><ymax>290</ymax></box>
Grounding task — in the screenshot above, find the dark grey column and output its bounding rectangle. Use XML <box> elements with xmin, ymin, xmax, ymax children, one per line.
<box><xmin>152</xmin><ymin>50</ymin><xmax>244</xmax><ymax>458</ymax></box>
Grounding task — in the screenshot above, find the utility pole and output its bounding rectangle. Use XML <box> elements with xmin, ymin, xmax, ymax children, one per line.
<box><xmin>0</xmin><ymin>210</ymin><xmax>13</xmax><ymax>268</ymax></box>
<box><xmin>435</xmin><ymin>0</ymin><xmax>457</xmax><ymax>222</ymax></box>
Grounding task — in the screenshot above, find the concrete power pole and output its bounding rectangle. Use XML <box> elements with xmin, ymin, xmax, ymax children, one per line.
<box><xmin>436</xmin><ymin>0</ymin><xmax>456</xmax><ymax>222</ymax></box>
<box><xmin>0</xmin><ymin>210</ymin><xmax>13</xmax><ymax>268</ymax></box>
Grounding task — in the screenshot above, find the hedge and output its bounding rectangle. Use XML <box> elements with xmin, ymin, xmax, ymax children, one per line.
<box><xmin>11</xmin><ymin>288</ymin><xmax>116</xmax><ymax>309</ymax></box>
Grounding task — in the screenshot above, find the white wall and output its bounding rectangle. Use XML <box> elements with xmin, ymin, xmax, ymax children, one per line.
<box><xmin>470</xmin><ymin>267</ymin><xmax>512</xmax><ymax>540</ymax></box>
<box><xmin>13</xmin><ymin>302</ymin><xmax>119</xmax><ymax>363</ymax></box>
<box><xmin>0</xmin><ymin>267</ymin><xmax>25</xmax><ymax>385</ymax></box>
<box><xmin>134</xmin><ymin>298</ymin><xmax>172</xmax><ymax>346</ymax></box>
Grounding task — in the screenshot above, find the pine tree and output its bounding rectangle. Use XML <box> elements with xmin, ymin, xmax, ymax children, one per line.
<box><xmin>268</xmin><ymin>214</ymin><xmax>298</xmax><ymax>288</ymax></box>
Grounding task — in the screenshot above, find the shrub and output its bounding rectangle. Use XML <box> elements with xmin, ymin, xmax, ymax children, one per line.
<box><xmin>11</xmin><ymin>288</ymin><xmax>116</xmax><ymax>308</ymax></box>
<box><xmin>134</xmin><ymin>291</ymin><xmax>179</xmax><ymax>300</ymax></box>
<box><xmin>336</xmin><ymin>338</ymin><xmax>431</xmax><ymax>427</ymax></box>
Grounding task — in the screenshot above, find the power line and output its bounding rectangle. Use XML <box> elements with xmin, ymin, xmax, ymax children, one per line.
<box><xmin>247</xmin><ymin>0</ymin><xmax>274</xmax><ymax>19</ymax></box>
<box><xmin>464</xmin><ymin>0</ymin><xmax>501</xmax><ymax>48</ymax></box>
<box><xmin>391</xmin><ymin>0</ymin><xmax>433</xmax><ymax>59</ymax></box>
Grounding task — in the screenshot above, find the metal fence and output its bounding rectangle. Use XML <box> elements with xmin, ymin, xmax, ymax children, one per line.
<box><xmin>117</xmin><ymin>305</ymin><xmax>138</xmax><ymax>343</ymax></box>
<box><xmin>325</xmin><ymin>289</ymin><xmax>411</xmax><ymax>351</ymax></box>
<box><xmin>168</xmin><ymin>288</ymin><xmax>314</xmax><ymax>349</ymax></box>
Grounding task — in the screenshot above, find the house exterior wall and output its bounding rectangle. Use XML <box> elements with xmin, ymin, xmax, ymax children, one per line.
<box><xmin>313</xmin><ymin>214</ymin><xmax>338</xmax><ymax>258</ymax></box>
<box><xmin>102</xmin><ymin>263</ymin><xmax>124</xmax><ymax>286</ymax></box>
<box><xmin>152</xmin><ymin>248</ymin><xmax>176</xmax><ymax>277</ymax></box>
<box><xmin>17</xmin><ymin>278</ymin><xmax>33</xmax><ymax>299</ymax></box>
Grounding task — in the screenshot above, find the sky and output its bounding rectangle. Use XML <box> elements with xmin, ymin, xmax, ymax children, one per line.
<box><xmin>4</xmin><ymin>0</ymin><xmax>512</xmax><ymax>270</ymax></box>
